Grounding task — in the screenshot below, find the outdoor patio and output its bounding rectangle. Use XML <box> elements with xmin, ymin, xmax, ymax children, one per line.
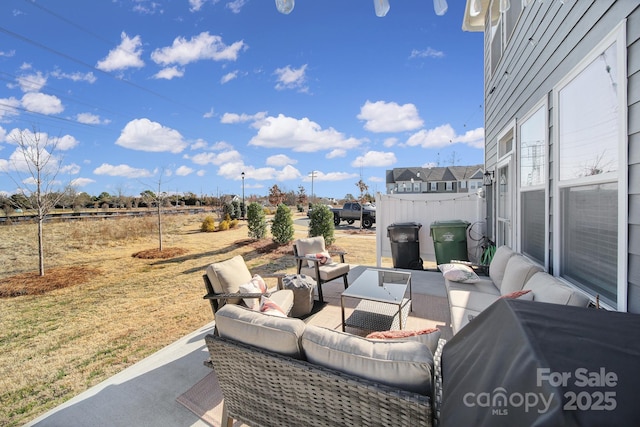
<box><xmin>26</xmin><ymin>265</ymin><xmax>451</xmax><ymax>427</ymax></box>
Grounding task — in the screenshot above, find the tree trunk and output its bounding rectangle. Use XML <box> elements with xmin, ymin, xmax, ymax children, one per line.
<box><xmin>157</xmin><ymin>202</ymin><xmax>163</xmax><ymax>252</ymax></box>
<box><xmin>38</xmin><ymin>215</ymin><xmax>45</xmax><ymax>276</ymax></box>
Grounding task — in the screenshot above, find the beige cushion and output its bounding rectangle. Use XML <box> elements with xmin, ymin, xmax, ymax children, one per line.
<box><xmin>299</xmin><ymin>263</ymin><xmax>350</xmax><ymax>281</ymax></box>
<box><xmin>214</xmin><ymin>303</ymin><xmax>305</xmax><ymax>358</ymax></box>
<box><xmin>205</xmin><ymin>255</ymin><xmax>252</xmax><ymax>305</ymax></box>
<box><xmin>295</xmin><ymin>236</ymin><xmax>326</xmax><ymax>257</ymax></box>
<box><xmin>302</xmin><ymin>325</ymin><xmax>433</xmax><ymax>395</ymax></box>
<box><xmin>523</xmin><ymin>272</ymin><xmax>591</xmax><ymax>307</ymax></box>
<box><xmin>448</xmin><ymin>289</ymin><xmax>501</xmax><ymax>312</ymax></box>
<box><xmin>446</xmin><ymin>277</ymin><xmax>501</xmax><ymax>296</ymax></box>
<box><xmin>488</xmin><ymin>246</ymin><xmax>515</xmax><ymax>288</ymax></box>
<box><xmin>266</xmin><ymin>289</ymin><xmax>295</xmax><ymax>315</ymax></box>
<box><xmin>450</xmin><ymin>305</ymin><xmax>481</xmax><ymax>334</ymax></box>
<box><xmin>499</xmin><ymin>255</ymin><xmax>543</xmax><ymax>296</ymax></box>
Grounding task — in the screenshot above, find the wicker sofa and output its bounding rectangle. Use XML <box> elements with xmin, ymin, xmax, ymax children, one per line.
<box><xmin>205</xmin><ymin>304</ymin><xmax>445</xmax><ymax>427</ymax></box>
<box><xmin>444</xmin><ymin>246</ymin><xmax>591</xmax><ymax>333</ymax></box>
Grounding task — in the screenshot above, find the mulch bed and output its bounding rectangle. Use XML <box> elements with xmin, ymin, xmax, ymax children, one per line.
<box><xmin>0</xmin><ymin>266</ymin><xmax>101</xmax><ymax>298</ymax></box>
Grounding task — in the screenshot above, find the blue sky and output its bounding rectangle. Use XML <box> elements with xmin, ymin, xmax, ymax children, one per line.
<box><xmin>0</xmin><ymin>0</ymin><xmax>484</xmax><ymax>200</ymax></box>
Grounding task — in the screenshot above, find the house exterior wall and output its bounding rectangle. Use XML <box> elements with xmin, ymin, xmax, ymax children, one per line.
<box><xmin>481</xmin><ymin>1</ymin><xmax>640</xmax><ymax>312</ymax></box>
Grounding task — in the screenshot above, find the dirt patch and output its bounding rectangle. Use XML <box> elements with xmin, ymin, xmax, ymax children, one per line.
<box><xmin>131</xmin><ymin>247</ymin><xmax>188</xmax><ymax>259</ymax></box>
<box><xmin>0</xmin><ymin>266</ymin><xmax>101</xmax><ymax>298</ymax></box>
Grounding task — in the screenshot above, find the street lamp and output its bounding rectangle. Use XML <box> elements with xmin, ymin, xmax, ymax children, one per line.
<box><xmin>241</xmin><ymin>171</ymin><xmax>245</xmax><ymax>219</ymax></box>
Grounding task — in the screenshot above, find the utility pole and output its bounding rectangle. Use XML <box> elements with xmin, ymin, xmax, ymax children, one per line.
<box><xmin>308</xmin><ymin>171</ymin><xmax>317</xmax><ymax>204</ymax></box>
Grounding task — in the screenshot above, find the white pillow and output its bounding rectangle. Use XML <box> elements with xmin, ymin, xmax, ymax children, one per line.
<box><xmin>259</xmin><ymin>295</ymin><xmax>287</xmax><ymax>317</ymax></box>
<box><xmin>238</xmin><ymin>274</ymin><xmax>267</xmax><ymax>310</ymax></box>
<box><xmin>438</xmin><ymin>263</ymin><xmax>480</xmax><ymax>284</ymax></box>
<box><xmin>305</xmin><ymin>251</ymin><xmax>332</xmax><ymax>268</ymax></box>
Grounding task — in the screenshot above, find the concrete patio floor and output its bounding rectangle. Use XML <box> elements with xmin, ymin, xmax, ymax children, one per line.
<box><xmin>27</xmin><ymin>266</ymin><xmax>450</xmax><ymax>427</ymax></box>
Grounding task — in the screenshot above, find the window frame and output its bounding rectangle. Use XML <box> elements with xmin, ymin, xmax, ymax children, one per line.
<box><xmin>551</xmin><ymin>22</ymin><xmax>628</xmax><ymax>311</ymax></box>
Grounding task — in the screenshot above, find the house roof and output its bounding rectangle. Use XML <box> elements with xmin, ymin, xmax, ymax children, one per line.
<box><xmin>388</xmin><ymin>165</ymin><xmax>484</xmax><ymax>183</ymax></box>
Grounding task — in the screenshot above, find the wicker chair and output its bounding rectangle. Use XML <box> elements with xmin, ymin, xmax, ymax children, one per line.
<box><xmin>293</xmin><ymin>236</ymin><xmax>349</xmax><ymax>303</ymax></box>
<box><xmin>206</xmin><ymin>333</ymin><xmax>441</xmax><ymax>427</ymax></box>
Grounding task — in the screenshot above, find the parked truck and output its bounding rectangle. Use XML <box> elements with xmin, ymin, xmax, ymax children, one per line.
<box><xmin>331</xmin><ymin>202</ymin><xmax>376</xmax><ymax>228</ymax></box>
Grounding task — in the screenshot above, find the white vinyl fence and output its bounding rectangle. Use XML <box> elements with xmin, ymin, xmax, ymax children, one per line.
<box><xmin>375</xmin><ymin>191</ymin><xmax>487</xmax><ymax>267</ymax></box>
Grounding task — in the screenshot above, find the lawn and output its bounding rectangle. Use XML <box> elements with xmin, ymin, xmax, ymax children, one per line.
<box><xmin>0</xmin><ymin>212</ymin><xmax>379</xmax><ymax>426</ymax></box>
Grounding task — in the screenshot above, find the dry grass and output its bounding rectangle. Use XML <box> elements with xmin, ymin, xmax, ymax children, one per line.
<box><xmin>0</xmin><ymin>213</ymin><xmax>382</xmax><ymax>426</ymax></box>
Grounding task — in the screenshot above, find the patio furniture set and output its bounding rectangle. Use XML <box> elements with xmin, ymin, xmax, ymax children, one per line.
<box><xmin>201</xmin><ymin>239</ymin><xmax>629</xmax><ymax>426</ymax></box>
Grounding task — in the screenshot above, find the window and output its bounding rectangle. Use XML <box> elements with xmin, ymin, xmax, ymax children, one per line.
<box><xmin>460</xmin><ymin>180</ymin><xmax>467</xmax><ymax>189</ymax></box>
<box><xmin>489</xmin><ymin>0</ymin><xmax>524</xmax><ymax>76</ymax></box>
<box><xmin>413</xmin><ymin>181</ymin><xmax>421</xmax><ymax>192</ymax></box>
<box><xmin>430</xmin><ymin>182</ymin><xmax>437</xmax><ymax>192</ymax></box>
<box><xmin>445</xmin><ymin>182</ymin><xmax>453</xmax><ymax>192</ymax></box>
<box><xmin>553</xmin><ymin>25</ymin><xmax>626</xmax><ymax>309</ymax></box>
<box><xmin>518</xmin><ymin>103</ymin><xmax>547</xmax><ymax>265</ymax></box>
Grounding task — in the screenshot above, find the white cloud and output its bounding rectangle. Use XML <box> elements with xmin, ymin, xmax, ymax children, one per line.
<box><xmin>21</xmin><ymin>92</ymin><xmax>63</xmax><ymax>115</ymax></box>
<box><xmin>226</xmin><ymin>0</ymin><xmax>247</xmax><ymax>14</ymax></box>
<box><xmin>369</xmin><ymin>176</ymin><xmax>384</xmax><ymax>183</ymax></box>
<box><xmin>0</xmin><ymin>97</ymin><xmax>20</xmax><ymax>121</ymax></box>
<box><xmin>358</xmin><ymin>100</ymin><xmax>423</xmax><ymax>133</ymax></box>
<box><xmin>96</xmin><ymin>32</ymin><xmax>145</xmax><ymax>72</ymax></box>
<box><xmin>266</xmin><ymin>154</ymin><xmax>297</xmax><ymax>167</ymax></box>
<box><xmin>302</xmin><ymin>171</ymin><xmax>359</xmax><ymax>182</ymax></box>
<box><xmin>153</xmin><ymin>66</ymin><xmax>185</xmax><ymax>80</ymax></box>
<box><xmin>203</xmin><ymin>108</ymin><xmax>215</xmax><ymax>119</ymax></box>
<box><xmin>17</xmin><ymin>71</ymin><xmax>47</xmax><ymax>92</ymax></box>
<box><xmin>217</xmin><ymin>163</ymin><xmax>301</xmax><ymax>182</ymax></box>
<box><xmin>196</xmin><ymin>169</ymin><xmax>206</xmax><ymax>177</ymax></box>
<box><xmin>189</xmin><ymin>0</ymin><xmax>206</xmax><ymax>12</ymax></box>
<box><xmin>326</xmin><ymin>149</ymin><xmax>346</xmax><ymax>159</ymax></box>
<box><xmin>274</xmin><ymin>65</ymin><xmax>308</xmax><ymax>92</ymax></box>
<box><xmin>383</xmin><ymin>137</ymin><xmax>398</xmax><ymax>147</ymax></box>
<box><xmin>51</xmin><ymin>69</ymin><xmax>97</xmax><ymax>83</ymax></box>
<box><xmin>409</xmin><ymin>47</ymin><xmax>445</xmax><ymax>59</ymax></box>
<box><xmin>51</xmin><ymin>135</ymin><xmax>79</xmax><ymax>151</ymax></box>
<box><xmin>93</xmin><ymin>163</ymin><xmax>153</xmax><ymax>178</ymax></box>
<box><xmin>351</xmin><ymin>151</ymin><xmax>397</xmax><ymax>167</ymax></box>
<box><xmin>70</xmin><ymin>177</ymin><xmax>95</xmax><ymax>187</ymax></box>
<box><xmin>175</xmin><ymin>165</ymin><xmax>194</xmax><ymax>176</ymax></box>
<box><xmin>188</xmin><ymin>149</ymin><xmax>242</xmax><ymax>166</ymax></box>
<box><xmin>405</xmin><ymin>124</ymin><xmax>484</xmax><ymax>149</ymax></box>
<box><xmin>150</xmin><ymin>32</ymin><xmax>246</xmax><ymax>66</ymax></box>
<box><xmin>115</xmin><ymin>118</ymin><xmax>187</xmax><ymax>153</ymax></box>
<box><xmin>249</xmin><ymin>114</ymin><xmax>362</xmax><ymax>153</ymax></box>
<box><xmin>220</xmin><ymin>111</ymin><xmax>267</xmax><ymax>125</ymax></box>
<box><xmin>220</xmin><ymin>71</ymin><xmax>238</xmax><ymax>84</ymax></box>
<box><xmin>190</xmin><ymin>139</ymin><xmax>208</xmax><ymax>150</ymax></box>
<box><xmin>60</xmin><ymin>163</ymin><xmax>81</xmax><ymax>174</ymax></box>
<box><xmin>76</xmin><ymin>113</ymin><xmax>110</xmax><ymax>125</ymax></box>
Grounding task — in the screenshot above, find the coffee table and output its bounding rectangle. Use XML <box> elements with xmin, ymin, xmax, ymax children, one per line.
<box><xmin>341</xmin><ymin>269</ymin><xmax>412</xmax><ymax>332</ymax></box>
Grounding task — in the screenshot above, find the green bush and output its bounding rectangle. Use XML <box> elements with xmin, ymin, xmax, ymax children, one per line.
<box><xmin>200</xmin><ymin>215</ymin><xmax>216</xmax><ymax>232</ymax></box>
<box><xmin>271</xmin><ymin>204</ymin><xmax>294</xmax><ymax>245</ymax></box>
<box><xmin>247</xmin><ymin>202</ymin><xmax>267</xmax><ymax>239</ymax></box>
<box><xmin>308</xmin><ymin>203</ymin><xmax>335</xmax><ymax>246</ymax></box>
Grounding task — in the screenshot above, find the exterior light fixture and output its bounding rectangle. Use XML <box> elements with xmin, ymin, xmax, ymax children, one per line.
<box><xmin>483</xmin><ymin>170</ymin><xmax>495</xmax><ymax>186</ymax></box>
<box><xmin>470</xmin><ymin>0</ymin><xmax>481</xmax><ymax>17</ymax></box>
<box><xmin>275</xmin><ymin>0</ymin><xmax>294</xmax><ymax>15</ymax></box>
<box><xmin>374</xmin><ymin>0</ymin><xmax>390</xmax><ymax>17</ymax></box>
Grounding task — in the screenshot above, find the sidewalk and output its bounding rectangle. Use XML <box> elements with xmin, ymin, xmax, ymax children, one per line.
<box><xmin>26</xmin><ymin>322</ymin><xmax>217</xmax><ymax>427</ymax></box>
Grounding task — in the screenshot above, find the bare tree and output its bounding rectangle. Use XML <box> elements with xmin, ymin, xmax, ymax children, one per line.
<box><xmin>139</xmin><ymin>170</ymin><xmax>171</xmax><ymax>252</ymax></box>
<box><xmin>4</xmin><ymin>128</ymin><xmax>72</xmax><ymax>276</ymax></box>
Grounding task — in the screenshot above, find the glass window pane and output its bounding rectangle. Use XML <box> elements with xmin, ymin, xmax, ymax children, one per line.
<box><xmin>558</xmin><ymin>42</ymin><xmax>619</xmax><ymax>180</ymax></box>
<box><xmin>520</xmin><ymin>106</ymin><xmax>546</xmax><ymax>187</ymax></box>
<box><xmin>560</xmin><ymin>183</ymin><xmax>618</xmax><ymax>304</ymax></box>
<box><xmin>521</xmin><ymin>190</ymin><xmax>545</xmax><ymax>264</ymax></box>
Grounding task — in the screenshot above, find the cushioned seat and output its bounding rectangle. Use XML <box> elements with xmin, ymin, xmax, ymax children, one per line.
<box><xmin>293</xmin><ymin>236</ymin><xmax>349</xmax><ymax>303</ymax></box>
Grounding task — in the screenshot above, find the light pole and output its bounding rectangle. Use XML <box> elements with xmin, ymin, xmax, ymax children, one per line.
<box><xmin>241</xmin><ymin>171</ymin><xmax>245</xmax><ymax>219</ymax></box>
<box><xmin>308</xmin><ymin>171</ymin><xmax>317</xmax><ymax>205</ymax></box>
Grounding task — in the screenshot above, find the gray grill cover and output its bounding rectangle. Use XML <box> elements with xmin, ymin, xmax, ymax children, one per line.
<box><xmin>441</xmin><ymin>298</ymin><xmax>640</xmax><ymax>427</ymax></box>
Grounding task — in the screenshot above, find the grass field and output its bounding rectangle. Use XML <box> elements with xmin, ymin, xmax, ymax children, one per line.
<box><xmin>0</xmin><ymin>212</ymin><xmax>381</xmax><ymax>426</ymax></box>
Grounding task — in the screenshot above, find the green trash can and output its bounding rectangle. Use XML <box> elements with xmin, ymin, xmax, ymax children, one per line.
<box><xmin>430</xmin><ymin>220</ymin><xmax>470</xmax><ymax>265</ymax></box>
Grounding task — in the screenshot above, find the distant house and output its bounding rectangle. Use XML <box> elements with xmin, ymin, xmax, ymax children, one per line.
<box><xmin>462</xmin><ymin>1</ymin><xmax>639</xmax><ymax>313</ymax></box>
<box><xmin>385</xmin><ymin>165</ymin><xmax>484</xmax><ymax>194</ymax></box>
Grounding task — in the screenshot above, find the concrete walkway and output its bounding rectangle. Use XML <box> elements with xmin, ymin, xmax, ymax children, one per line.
<box><xmin>27</xmin><ymin>266</ymin><xmax>450</xmax><ymax>427</ymax></box>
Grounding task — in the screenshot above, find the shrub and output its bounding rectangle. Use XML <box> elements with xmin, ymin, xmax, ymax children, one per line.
<box><xmin>230</xmin><ymin>219</ymin><xmax>239</xmax><ymax>229</ymax></box>
<box><xmin>218</xmin><ymin>219</ymin><xmax>230</xmax><ymax>231</ymax></box>
<box><xmin>200</xmin><ymin>215</ymin><xmax>216</xmax><ymax>232</ymax></box>
<box><xmin>308</xmin><ymin>203</ymin><xmax>335</xmax><ymax>245</ymax></box>
<box><xmin>271</xmin><ymin>204</ymin><xmax>294</xmax><ymax>245</ymax></box>
<box><xmin>247</xmin><ymin>202</ymin><xmax>267</xmax><ymax>239</ymax></box>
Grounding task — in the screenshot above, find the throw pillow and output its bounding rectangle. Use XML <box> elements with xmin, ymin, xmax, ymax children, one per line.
<box><xmin>305</xmin><ymin>251</ymin><xmax>332</xmax><ymax>268</ymax></box>
<box><xmin>238</xmin><ymin>274</ymin><xmax>268</xmax><ymax>310</ymax></box>
<box><xmin>438</xmin><ymin>263</ymin><xmax>480</xmax><ymax>283</ymax></box>
<box><xmin>366</xmin><ymin>328</ymin><xmax>441</xmax><ymax>354</ymax></box>
<box><xmin>499</xmin><ymin>289</ymin><xmax>534</xmax><ymax>300</ymax></box>
<box><xmin>259</xmin><ymin>295</ymin><xmax>287</xmax><ymax>317</ymax></box>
